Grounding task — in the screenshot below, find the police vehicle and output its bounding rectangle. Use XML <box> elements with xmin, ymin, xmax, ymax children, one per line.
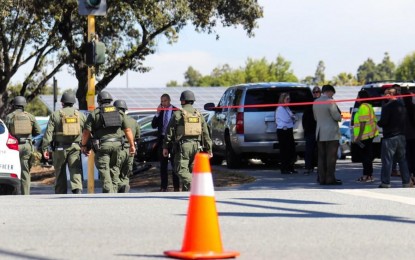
<box><xmin>0</xmin><ymin>119</ymin><xmax>22</xmax><ymax>195</ymax></box>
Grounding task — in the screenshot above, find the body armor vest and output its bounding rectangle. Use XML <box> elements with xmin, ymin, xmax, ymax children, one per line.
<box><xmin>12</xmin><ymin>111</ymin><xmax>32</xmax><ymax>135</ymax></box>
<box><xmin>100</xmin><ymin>106</ymin><xmax>121</xmax><ymax>128</ymax></box>
<box><xmin>177</xmin><ymin>109</ymin><xmax>202</xmax><ymax>138</ymax></box>
<box><xmin>60</xmin><ymin>110</ymin><xmax>81</xmax><ymax>136</ymax></box>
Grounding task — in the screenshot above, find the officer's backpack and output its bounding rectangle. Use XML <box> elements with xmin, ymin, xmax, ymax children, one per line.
<box><xmin>60</xmin><ymin>110</ymin><xmax>81</xmax><ymax>136</ymax></box>
<box><xmin>12</xmin><ymin>111</ymin><xmax>32</xmax><ymax>135</ymax></box>
<box><xmin>100</xmin><ymin>106</ymin><xmax>121</xmax><ymax>128</ymax></box>
<box><xmin>182</xmin><ymin>109</ymin><xmax>202</xmax><ymax>137</ymax></box>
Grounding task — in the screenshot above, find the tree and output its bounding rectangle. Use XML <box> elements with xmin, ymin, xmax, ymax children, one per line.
<box><xmin>395</xmin><ymin>52</ymin><xmax>415</xmax><ymax>81</ymax></box>
<box><xmin>166</xmin><ymin>80</ymin><xmax>179</xmax><ymax>87</ymax></box>
<box><xmin>169</xmin><ymin>55</ymin><xmax>298</xmax><ymax>86</ymax></box>
<box><xmin>301</xmin><ymin>76</ymin><xmax>315</xmax><ymax>85</ymax></box>
<box><xmin>356</xmin><ymin>58</ymin><xmax>378</xmax><ymax>84</ymax></box>
<box><xmin>331</xmin><ymin>72</ymin><xmax>358</xmax><ymax>86</ymax></box>
<box><xmin>377</xmin><ymin>52</ymin><xmax>395</xmax><ymax>80</ymax></box>
<box><xmin>184</xmin><ymin>66</ymin><xmax>203</xmax><ymax>86</ymax></box>
<box><xmin>53</xmin><ymin>0</ymin><xmax>264</xmax><ymax>109</ymax></box>
<box><xmin>269</xmin><ymin>55</ymin><xmax>298</xmax><ymax>82</ymax></box>
<box><xmin>244</xmin><ymin>58</ymin><xmax>271</xmax><ymax>82</ymax></box>
<box><xmin>314</xmin><ymin>60</ymin><xmax>325</xmax><ymax>85</ymax></box>
<box><xmin>1</xmin><ymin>0</ymin><xmax>263</xmax><ymax>112</ymax></box>
<box><xmin>0</xmin><ymin>1</ymin><xmax>67</xmax><ymax>117</ymax></box>
<box><xmin>7</xmin><ymin>82</ymin><xmax>55</xmax><ymax>116</ymax></box>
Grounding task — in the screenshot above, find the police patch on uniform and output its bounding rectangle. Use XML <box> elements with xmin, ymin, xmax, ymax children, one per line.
<box><xmin>188</xmin><ymin>117</ymin><xmax>200</xmax><ymax>123</ymax></box>
<box><xmin>65</xmin><ymin>117</ymin><xmax>78</xmax><ymax>124</ymax></box>
<box><xmin>103</xmin><ymin>106</ymin><xmax>116</xmax><ymax>113</ymax></box>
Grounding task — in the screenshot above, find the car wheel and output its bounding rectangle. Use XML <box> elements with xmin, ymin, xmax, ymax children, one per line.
<box><xmin>0</xmin><ymin>184</ymin><xmax>17</xmax><ymax>195</ymax></box>
<box><xmin>210</xmin><ymin>155</ymin><xmax>224</xmax><ymax>165</ymax></box>
<box><xmin>225</xmin><ymin>136</ymin><xmax>241</xmax><ymax>169</ymax></box>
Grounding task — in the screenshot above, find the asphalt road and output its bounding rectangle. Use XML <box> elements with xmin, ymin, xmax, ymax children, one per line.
<box><xmin>1</xmin><ymin>159</ymin><xmax>414</xmax><ymax>260</ymax></box>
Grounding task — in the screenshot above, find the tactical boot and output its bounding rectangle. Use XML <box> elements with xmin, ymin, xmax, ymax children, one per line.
<box><xmin>72</xmin><ymin>189</ymin><xmax>82</xmax><ymax>194</ymax></box>
<box><xmin>118</xmin><ymin>184</ymin><xmax>130</xmax><ymax>193</ymax></box>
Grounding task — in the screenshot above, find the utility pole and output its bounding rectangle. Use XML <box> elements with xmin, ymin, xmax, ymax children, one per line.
<box><xmin>79</xmin><ymin>0</ymin><xmax>107</xmax><ymax>193</ymax></box>
<box><xmin>86</xmin><ymin>15</ymin><xmax>96</xmax><ymax>194</ymax></box>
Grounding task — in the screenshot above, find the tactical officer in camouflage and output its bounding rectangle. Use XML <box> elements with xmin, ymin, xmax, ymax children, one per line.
<box><xmin>81</xmin><ymin>91</ymin><xmax>136</xmax><ymax>193</ymax></box>
<box><xmin>163</xmin><ymin>90</ymin><xmax>212</xmax><ymax>191</ymax></box>
<box><xmin>5</xmin><ymin>96</ymin><xmax>41</xmax><ymax>195</ymax></box>
<box><xmin>113</xmin><ymin>99</ymin><xmax>140</xmax><ymax>193</ymax></box>
<box><xmin>42</xmin><ymin>91</ymin><xmax>86</xmax><ymax>194</ymax></box>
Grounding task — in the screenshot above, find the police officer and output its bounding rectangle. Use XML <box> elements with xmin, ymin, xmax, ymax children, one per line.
<box><xmin>42</xmin><ymin>91</ymin><xmax>86</xmax><ymax>194</ymax></box>
<box><xmin>81</xmin><ymin>91</ymin><xmax>136</xmax><ymax>193</ymax></box>
<box><xmin>113</xmin><ymin>99</ymin><xmax>140</xmax><ymax>193</ymax></box>
<box><xmin>163</xmin><ymin>90</ymin><xmax>212</xmax><ymax>191</ymax></box>
<box><xmin>5</xmin><ymin>96</ymin><xmax>41</xmax><ymax>195</ymax></box>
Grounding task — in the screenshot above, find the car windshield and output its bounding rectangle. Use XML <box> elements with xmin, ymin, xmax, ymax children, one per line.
<box><xmin>137</xmin><ymin>116</ymin><xmax>154</xmax><ymax>132</ymax></box>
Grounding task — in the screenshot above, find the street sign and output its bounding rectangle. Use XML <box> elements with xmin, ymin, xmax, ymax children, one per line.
<box><xmin>78</xmin><ymin>0</ymin><xmax>107</xmax><ymax>16</ymax></box>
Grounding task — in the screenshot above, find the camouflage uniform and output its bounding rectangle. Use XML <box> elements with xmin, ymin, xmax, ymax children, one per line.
<box><xmin>5</xmin><ymin>96</ymin><xmax>41</xmax><ymax>195</ymax></box>
<box><xmin>42</xmin><ymin>92</ymin><xmax>86</xmax><ymax>194</ymax></box>
<box><xmin>82</xmin><ymin>92</ymin><xmax>133</xmax><ymax>193</ymax></box>
<box><xmin>113</xmin><ymin>100</ymin><xmax>140</xmax><ymax>192</ymax></box>
<box><xmin>163</xmin><ymin>91</ymin><xmax>212</xmax><ymax>191</ymax></box>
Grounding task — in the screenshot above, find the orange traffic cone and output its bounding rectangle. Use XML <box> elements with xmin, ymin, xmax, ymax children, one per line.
<box><xmin>164</xmin><ymin>152</ymin><xmax>240</xmax><ymax>259</ymax></box>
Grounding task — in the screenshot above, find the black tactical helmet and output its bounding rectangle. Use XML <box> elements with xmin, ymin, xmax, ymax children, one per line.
<box><xmin>180</xmin><ymin>90</ymin><xmax>196</xmax><ymax>102</ymax></box>
<box><xmin>113</xmin><ymin>99</ymin><xmax>128</xmax><ymax>110</ymax></box>
<box><xmin>97</xmin><ymin>91</ymin><xmax>113</xmax><ymax>103</ymax></box>
<box><xmin>13</xmin><ymin>96</ymin><xmax>27</xmax><ymax>107</ymax></box>
<box><xmin>61</xmin><ymin>91</ymin><xmax>76</xmax><ymax>104</ymax></box>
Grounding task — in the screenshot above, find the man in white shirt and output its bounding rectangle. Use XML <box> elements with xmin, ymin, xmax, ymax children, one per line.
<box><xmin>151</xmin><ymin>94</ymin><xmax>180</xmax><ymax>191</ymax></box>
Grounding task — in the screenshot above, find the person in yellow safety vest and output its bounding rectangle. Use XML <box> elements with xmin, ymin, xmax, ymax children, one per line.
<box><xmin>353</xmin><ymin>89</ymin><xmax>379</xmax><ymax>182</ymax></box>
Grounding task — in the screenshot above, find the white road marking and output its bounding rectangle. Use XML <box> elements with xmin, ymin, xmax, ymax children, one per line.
<box><xmin>333</xmin><ymin>190</ymin><xmax>415</xmax><ymax>206</ymax></box>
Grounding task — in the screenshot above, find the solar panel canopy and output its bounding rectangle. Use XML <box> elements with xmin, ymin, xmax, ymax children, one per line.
<box><xmin>39</xmin><ymin>86</ymin><xmax>361</xmax><ymax>114</ymax></box>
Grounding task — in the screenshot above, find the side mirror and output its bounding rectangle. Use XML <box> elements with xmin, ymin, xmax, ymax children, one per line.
<box><xmin>204</xmin><ymin>103</ymin><xmax>217</xmax><ymax>111</ymax></box>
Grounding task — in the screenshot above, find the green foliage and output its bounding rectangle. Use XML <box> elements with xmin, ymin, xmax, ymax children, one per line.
<box><xmin>0</xmin><ymin>0</ymin><xmax>264</xmax><ymax>113</ymax></box>
<box><xmin>357</xmin><ymin>58</ymin><xmax>377</xmax><ymax>83</ymax></box>
<box><xmin>395</xmin><ymin>52</ymin><xmax>415</xmax><ymax>81</ymax></box>
<box><xmin>314</xmin><ymin>60</ymin><xmax>326</xmax><ymax>85</ymax></box>
<box><xmin>166</xmin><ymin>80</ymin><xmax>179</xmax><ymax>87</ymax></box>
<box><xmin>25</xmin><ymin>97</ymin><xmax>50</xmax><ymax>116</ymax></box>
<box><xmin>377</xmin><ymin>52</ymin><xmax>395</xmax><ymax>80</ymax></box>
<box><xmin>356</xmin><ymin>53</ymin><xmax>396</xmax><ymax>84</ymax></box>
<box><xmin>184</xmin><ymin>66</ymin><xmax>203</xmax><ymax>86</ymax></box>
<box><xmin>301</xmin><ymin>76</ymin><xmax>315</xmax><ymax>85</ymax></box>
<box><xmin>0</xmin><ymin>0</ymin><xmax>67</xmax><ymax>117</ymax></box>
<box><xmin>5</xmin><ymin>83</ymin><xmax>54</xmax><ymax>116</ymax></box>
<box><xmin>171</xmin><ymin>55</ymin><xmax>298</xmax><ymax>87</ymax></box>
<box><xmin>331</xmin><ymin>72</ymin><xmax>358</xmax><ymax>86</ymax></box>
<box><xmin>269</xmin><ymin>55</ymin><xmax>298</xmax><ymax>82</ymax></box>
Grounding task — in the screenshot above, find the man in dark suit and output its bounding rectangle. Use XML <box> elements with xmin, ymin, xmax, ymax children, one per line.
<box><xmin>152</xmin><ymin>94</ymin><xmax>180</xmax><ymax>191</ymax></box>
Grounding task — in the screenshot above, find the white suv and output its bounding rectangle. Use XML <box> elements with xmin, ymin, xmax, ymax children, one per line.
<box><xmin>204</xmin><ymin>82</ymin><xmax>314</xmax><ymax>168</ymax></box>
<box><xmin>0</xmin><ymin>119</ymin><xmax>22</xmax><ymax>195</ymax></box>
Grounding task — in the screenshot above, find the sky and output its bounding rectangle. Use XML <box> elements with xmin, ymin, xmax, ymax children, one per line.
<box><xmin>13</xmin><ymin>0</ymin><xmax>415</xmax><ymax>89</ymax></box>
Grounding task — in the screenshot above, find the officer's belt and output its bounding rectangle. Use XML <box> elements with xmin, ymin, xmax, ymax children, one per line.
<box><xmin>100</xmin><ymin>137</ymin><xmax>123</xmax><ymax>143</ymax></box>
<box><xmin>179</xmin><ymin>139</ymin><xmax>200</xmax><ymax>144</ymax></box>
<box><xmin>18</xmin><ymin>138</ymin><xmax>30</xmax><ymax>144</ymax></box>
<box><xmin>55</xmin><ymin>142</ymin><xmax>79</xmax><ymax>148</ymax></box>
